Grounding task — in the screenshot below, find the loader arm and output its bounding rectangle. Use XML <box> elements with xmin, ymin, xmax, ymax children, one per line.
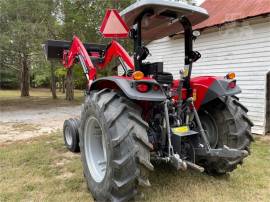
<box><xmin>63</xmin><ymin>36</ymin><xmax>96</xmax><ymax>82</ymax></box>
<box><xmin>46</xmin><ymin>36</ymin><xmax>134</xmax><ymax>87</ymax></box>
<box><xmin>97</xmin><ymin>40</ymin><xmax>134</xmax><ymax>70</ymax></box>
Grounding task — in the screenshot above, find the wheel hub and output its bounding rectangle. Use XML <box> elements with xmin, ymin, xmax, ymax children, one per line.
<box><xmin>64</xmin><ymin>126</ymin><xmax>73</xmax><ymax>146</ymax></box>
<box><xmin>84</xmin><ymin>117</ymin><xmax>107</xmax><ymax>183</ymax></box>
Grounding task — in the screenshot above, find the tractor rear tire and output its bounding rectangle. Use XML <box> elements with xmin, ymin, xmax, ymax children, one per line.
<box><xmin>198</xmin><ymin>96</ymin><xmax>254</xmax><ymax>175</ymax></box>
<box><xmin>79</xmin><ymin>89</ymin><xmax>153</xmax><ymax>202</ymax></box>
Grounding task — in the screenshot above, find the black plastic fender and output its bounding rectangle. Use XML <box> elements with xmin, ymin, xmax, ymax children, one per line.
<box><xmin>90</xmin><ymin>76</ymin><xmax>166</xmax><ymax>101</ymax></box>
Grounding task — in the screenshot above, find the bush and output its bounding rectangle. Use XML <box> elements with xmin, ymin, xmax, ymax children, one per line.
<box><xmin>0</xmin><ymin>68</ymin><xmax>19</xmax><ymax>89</ymax></box>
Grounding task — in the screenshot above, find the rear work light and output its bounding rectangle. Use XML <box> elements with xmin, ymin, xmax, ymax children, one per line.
<box><xmin>136</xmin><ymin>83</ymin><xmax>149</xmax><ymax>93</ymax></box>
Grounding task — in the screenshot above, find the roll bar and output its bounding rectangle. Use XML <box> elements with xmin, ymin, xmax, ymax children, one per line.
<box><xmin>180</xmin><ymin>16</ymin><xmax>193</xmax><ymax>96</ymax></box>
<box><xmin>132</xmin><ymin>13</ymin><xmax>199</xmax><ymax>96</ymax></box>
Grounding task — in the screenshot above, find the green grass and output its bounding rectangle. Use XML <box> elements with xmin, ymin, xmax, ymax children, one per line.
<box><xmin>0</xmin><ymin>88</ymin><xmax>84</xmax><ymax>111</ymax></box>
<box><xmin>0</xmin><ymin>134</ymin><xmax>269</xmax><ymax>202</ymax></box>
<box><xmin>0</xmin><ymin>88</ymin><xmax>84</xmax><ymax>99</ymax></box>
<box><xmin>0</xmin><ymin>132</ymin><xmax>92</xmax><ymax>201</ymax></box>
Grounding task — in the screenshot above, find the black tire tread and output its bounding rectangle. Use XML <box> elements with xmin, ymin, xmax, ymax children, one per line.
<box><xmin>80</xmin><ymin>89</ymin><xmax>153</xmax><ymax>201</ymax></box>
<box><xmin>200</xmin><ymin>96</ymin><xmax>253</xmax><ymax>174</ymax></box>
<box><xmin>63</xmin><ymin>118</ymin><xmax>80</xmax><ymax>153</ymax></box>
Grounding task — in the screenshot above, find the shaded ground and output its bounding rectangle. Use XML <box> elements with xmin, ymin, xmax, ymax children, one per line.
<box><xmin>0</xmin><ymin>89</ymin><xmax>83</xmax><ymax>144</ymax></box>
<box><xmin>0</xmin><ymin>133</ymin><xmax>269</xmax><ymax>202</ymax></box>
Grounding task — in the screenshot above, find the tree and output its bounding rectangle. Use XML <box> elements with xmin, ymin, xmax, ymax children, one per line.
<box><xmin>0</xmin><ymin>0</ymin><xmax>134</xmax><ymax>99</ymax></box>
<box><xmin>44</xmin><ymin>3</ymin><xmax>62</xmax><ymax>99</ymax></box>
<box><xmin>65</xmin><ymin>68</ymin><xmax>74</xmax><ymax>101</ymax></box>
<box><xmin>50</xmin><ymin>62</ymin><xmax>57</xmax><ymax>99</ymax></box>
<box><xmin>55</xmin><ymin>67</ymin><xmax>66</xmax><ymax>93</ymax></box>
<box><xmin>58</xmin><ymin>0</ymin><xmax>134</xmax><ymax>100</ymax></box>
<box><xmin>0</xmin><ymin>0</ymin><xmax>57</xmax><ymax>96</ymax></box>
<box><xmin>20</xmin><ymin>53</ymin><xmax>30</xmax><ymax>96</ymax></box>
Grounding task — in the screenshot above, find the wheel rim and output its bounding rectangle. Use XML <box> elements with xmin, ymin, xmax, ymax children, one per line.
<box><xmin>84</xmin><ymin>117</ymin><xmax>107</xmax><ymax>183</ymax></box>
<box><xmin>65</xmin><ymin>126</ymin><xmax>73</xmax><ymax>146</ymax></box>
<box><xmin>201</xmin><ymin>112</ymin><xmax>218</xmax><ymax>148</ymax></box>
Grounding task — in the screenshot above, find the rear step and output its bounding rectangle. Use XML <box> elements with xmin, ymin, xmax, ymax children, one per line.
<box><xmin>171</xmin><ymin>126</ymin><xmax>198</xmax><ymax>137</ymax></box>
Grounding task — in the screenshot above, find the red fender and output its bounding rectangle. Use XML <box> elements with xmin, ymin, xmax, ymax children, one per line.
<box><xmin>190</xmin><ymin>76</ymin><xmax>217</xmax><ymax>109</ymax></box>
<box><xmin>172</xmin><ymin>76</ymin><xmax>241</xmax><ymax>109</ymax></box>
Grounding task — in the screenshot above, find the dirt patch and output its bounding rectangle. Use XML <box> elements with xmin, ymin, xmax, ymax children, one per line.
<box><xmin>0</xmin><ymin>105</ymin><xmax>81</xmax><ymax>144</ymax></box>
<box><xmin>0</xmin><ymin>122</ymin><xmax>41</xmax><ymax>144</ymax></box>
<box><xmin>56</xmin><ymin>172</ymin><xmax>74</xmax><ymax>179</ymax></box>
<box><xmin>12</xmin><ymin>123</ymin><xmax>39</xmax><ymax>131</ymax></box>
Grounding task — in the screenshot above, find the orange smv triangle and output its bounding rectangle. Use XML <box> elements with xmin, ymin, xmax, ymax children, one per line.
<box><xmin>100</xmin><ymin>9</ymin><xmax>129</xmax><ymax>38</ymax></box>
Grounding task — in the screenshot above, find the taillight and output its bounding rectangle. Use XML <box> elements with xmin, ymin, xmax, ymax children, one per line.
<box><xmin>228</xmin><ymin>80</ymin><xmax>236</xmax><ymax>89</ymax></box>
<box><xmin>136</xmin><ymin>83</ymin><xmax>149</xmax><ymax>93</ymax></box>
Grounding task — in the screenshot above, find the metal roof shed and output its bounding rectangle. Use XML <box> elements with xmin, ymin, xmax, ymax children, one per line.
<box><xmin>146</xmin><ymin>0</ymin><xmax>270</xmax><ymax>135</ymax></box>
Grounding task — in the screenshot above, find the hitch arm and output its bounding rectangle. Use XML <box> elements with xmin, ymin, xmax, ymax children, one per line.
<box><xmin>189</xmin><ymin>97</ymin><xmax>249</xmax><ymax>161</ymax></box>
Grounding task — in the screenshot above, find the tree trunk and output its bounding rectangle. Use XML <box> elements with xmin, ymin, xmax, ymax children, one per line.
<box><xmin>62</xmin><ymin>76</ymin><xmax>65</xmax><ymax>93</ymax></box>
<box><xmin>65</xmin><ymin>68</ymin><xmax>74</xmax><ymax>101</ymax></box>
<box><xmin>59</xmin><ymin>79</ymin><xmax>62</xmax><ymax>92</ymax></box>
<box><xmin>50</xmin><ymin>62</ymin><xmax>57</xmax><ymax>99</ymax></box>
<box><xmin>20</xmin><ymin>54</ymin><xmax>30</xmax><ymax>97</ymax></box>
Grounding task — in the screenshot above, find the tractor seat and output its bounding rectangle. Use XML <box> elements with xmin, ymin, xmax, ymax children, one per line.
<box><xmin>140</xmin><ymin>62</ymin><xmax>173</xmax><ymax>85</ymax></box>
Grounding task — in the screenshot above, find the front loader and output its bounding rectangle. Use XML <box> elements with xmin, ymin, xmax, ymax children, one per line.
<box><xmin>45</xmin><ymin>0</ymin><xmax>254</xmax><ymax>201</ymax></box>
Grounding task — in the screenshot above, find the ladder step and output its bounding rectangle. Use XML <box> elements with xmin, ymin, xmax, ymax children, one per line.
<box><xmin>172</xmin><ymin>129</ymin><xmax>198</xmax><ymax>137</ymax></box>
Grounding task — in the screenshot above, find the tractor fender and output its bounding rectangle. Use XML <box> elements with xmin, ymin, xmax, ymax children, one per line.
<box><xmin>190</xmin><ymin>76</ymin><xmax>241</xmax><ymax>109</ymax></box>
<box><xmin>90</xmin><ymin>76</ymin><xmax>166</xmax><ymax>101</ymax></box>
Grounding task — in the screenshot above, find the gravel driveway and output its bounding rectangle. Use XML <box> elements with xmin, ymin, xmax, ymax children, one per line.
<box><xmin>0</xmin><ymin>105</ymin><xmax>81</xmax><ymax>144</ymax></box>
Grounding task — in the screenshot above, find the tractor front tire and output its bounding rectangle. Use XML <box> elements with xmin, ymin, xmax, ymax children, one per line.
<box><xmin>63</xmin><ymin>118</ymin><xmax>80</xmax><ymax>153</ymax></box>
<box><xmin>79</xmin><ymin>89</ymin><xmax>153</xmax><ymax>202</ymax></box>
<box><xmin>198</xmin><ymin>96</ymin><xmax>254</xmax><ymax>175</ymax></box>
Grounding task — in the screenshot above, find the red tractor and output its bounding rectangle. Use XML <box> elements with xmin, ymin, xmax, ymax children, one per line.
<box><xmin>45</xmin><ymin>1</ymin><xmax>253</xmax><ymax>201</ymax></box>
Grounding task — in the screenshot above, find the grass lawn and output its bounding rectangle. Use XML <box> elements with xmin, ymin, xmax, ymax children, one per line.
<box><xmin>0</xmin><ymin>133</ymin><xmax>269</xmax><ymax>202</ymax></box>
<box><xmin>0</xmin><ymin>88</ymin><xmax>84</xmax><ymax>111</ymax></box>
<box><xmin>0</xmin><ymin>88</ymin><xmax>84</xmax><ymax>99</ymax></box>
